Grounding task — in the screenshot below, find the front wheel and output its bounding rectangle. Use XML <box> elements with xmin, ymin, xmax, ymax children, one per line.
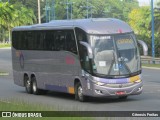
<box><xmin>75</xmin><ymin>82</ymin><xmax>86</xmax><ymax>102</ymax></box>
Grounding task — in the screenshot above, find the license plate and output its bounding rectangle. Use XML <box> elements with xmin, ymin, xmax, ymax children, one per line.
<box><xmin>115</xmin><ymin>91</ymin><xmax>126</xmax><ymax>95</ymax></box>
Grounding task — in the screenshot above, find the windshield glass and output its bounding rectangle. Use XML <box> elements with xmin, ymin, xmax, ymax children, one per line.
<box><xmin>89</xmin><ymin>33</ymin><xmax>141</xmax><ymax>77</ymax></box>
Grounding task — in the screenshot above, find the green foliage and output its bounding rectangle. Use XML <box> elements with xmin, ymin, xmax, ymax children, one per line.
<box><xmin>154</xmin><ymin>8</ymin><xmax>160</xmax><ymax>32</ymax></box>
<box><xmin>0</xmin><ymin>2</ymin><xmax>36</xmax><ymax>42</ymax></box>
<box><xmin>128</xmin><ymin>6</ymin><xmax>160</xmax><ymax>57</ymax></box>
<box><xmin>0</xmin><ymin>0</ymin><xmax>140</xmax><ymax>25</ymax></box>
<box><xmin>0</xmin><ymin>43</ymin><xmax>11</xmax><ymax>48</ymax></box>
<box><xmin>44</xmin><ymin>0</ymin><xmax>139</xmax><ymax>20</ymax></box>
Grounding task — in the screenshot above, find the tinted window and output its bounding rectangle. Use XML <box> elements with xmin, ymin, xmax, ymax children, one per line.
<box><xmin>54</xmin><ymin>31</ymin><xmax>66</xmax><ymax>51</ymax></box>
<box><xmin>65</xmin><ymin>30</ymin><xmax>77</xmax><ymax>54</ymax></box>
<box><xmin>75</xmin><ymin>28</ymin><xmax>87</xmax><ymax>42</ymax></box>
<box><xmin>12</xmin><ymin>30</ymin><xmax>77</xmax><ymax>54</ymax></box>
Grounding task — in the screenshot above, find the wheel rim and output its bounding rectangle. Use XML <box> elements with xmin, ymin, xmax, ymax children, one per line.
<box><xmin>78</xmin><ymin>86</ymin><xmax>83</xmax><ymax>100</ymax></box>
<box><xmin>26</xmin><ymin>80</ymin><xmax>31</xmax><ymax>90</ymax></box>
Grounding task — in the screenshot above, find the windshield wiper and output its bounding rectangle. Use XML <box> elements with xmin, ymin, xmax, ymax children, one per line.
<box><xmin>108</xmin><ymin>51</ymin><xmax>116</xmax><ymax>75</ymax></box>
<box><xmin>118</xmin><ymin>52</ymin><xmax>131</xmax><ymax>74</ymax></box>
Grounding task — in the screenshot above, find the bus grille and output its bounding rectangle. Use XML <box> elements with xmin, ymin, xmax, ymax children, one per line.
<box><xmin>104</xmin><ymin>82</ymin><xmax>135</xmax><ymax>88</ymax></box>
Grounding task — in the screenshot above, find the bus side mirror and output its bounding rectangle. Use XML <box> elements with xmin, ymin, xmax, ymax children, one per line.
<box><xmin>138</xmin><ymin>40</ymin><xmax>148</xmax><ymax>56</ymax></box>
<box><xmin>80</xmin><ymin>41</ymin><xmax>93</xmax><ymax>59</ymax></box>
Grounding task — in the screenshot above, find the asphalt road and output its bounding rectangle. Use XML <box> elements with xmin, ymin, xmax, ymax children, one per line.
<box><xmin>0</xmin><ymin>48</ymin><xmax>160</xmax><ymax>112</ymax></box>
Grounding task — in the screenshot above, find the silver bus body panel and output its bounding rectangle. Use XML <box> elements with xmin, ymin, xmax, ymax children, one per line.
<box><xmin>12</xmin><ymin>47</ymin><xmax>82</xmax><ymax>93</ymax></box>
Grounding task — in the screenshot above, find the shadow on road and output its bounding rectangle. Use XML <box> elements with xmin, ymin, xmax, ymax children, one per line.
<box><xmin>18</xmin><ymin>90</ymin><xmax>139</xmax><ymax>104</ymax></box>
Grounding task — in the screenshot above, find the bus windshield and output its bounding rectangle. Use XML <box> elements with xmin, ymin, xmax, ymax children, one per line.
<box><xmin>89</xmin><ymin>33</ymin><xmax>141</xmax><ymax>77</ymax></box>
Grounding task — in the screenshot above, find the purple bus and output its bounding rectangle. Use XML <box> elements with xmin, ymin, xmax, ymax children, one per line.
<box><xmin>12</xmin><ymin>18</ymin><xmax>146</xmax><ymax>102</ymax></box>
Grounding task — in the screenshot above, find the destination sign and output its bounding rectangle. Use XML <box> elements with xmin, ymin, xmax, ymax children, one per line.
<box><xmin>117</xmin><ymin>38</ymin><xmax>133</xmax><ymax>44</ymax></box>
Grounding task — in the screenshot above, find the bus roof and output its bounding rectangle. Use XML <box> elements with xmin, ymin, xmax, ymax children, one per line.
<box><xmin>12</xmin><ymin>18</ymin><xmax>133</xmax><ymax>34</ymax></box>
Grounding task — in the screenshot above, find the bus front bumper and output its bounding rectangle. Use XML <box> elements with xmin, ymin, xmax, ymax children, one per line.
<box><xmin>88</xmin><ymin>81</ymin><xmax>143</xmax><ymax>97</ymax></box>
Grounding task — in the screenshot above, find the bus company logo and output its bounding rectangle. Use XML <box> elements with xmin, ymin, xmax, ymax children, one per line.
<box><xmin>2</xmin><ymin>112</ymin><xmax>11</xmax><ymax>117</ymax></box>
<box><xmin>65</xmin><ymin>56</ymin><xmax>75</xmax><ymax>65</ymax></box>
<box><xmin>16</xmin><ymin>51</ymin><xmax>24</xmax><ymax>69</ymax></box>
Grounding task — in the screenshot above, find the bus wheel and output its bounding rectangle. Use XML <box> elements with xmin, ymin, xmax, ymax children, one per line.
<box><xmin>119</xmin><ymin>96</ymin><xmax>128</xmax><ymax>100</ymax></box>
<box><xmin>32</xmin><ymin>77</ymin><xmax>47</xmax><ymax>95</ymax></box>
<box><xmin>75</xmin><ymin>82</ymin><xmax>86</xmax><ymax>102</ymax></box>
<box><xmin>24</xmin><ymin>76</ymin><xmax>32</xmax><ymax>94</ymax></box>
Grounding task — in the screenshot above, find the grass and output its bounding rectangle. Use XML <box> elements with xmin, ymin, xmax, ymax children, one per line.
<box><xmin>0</xmin><ymin>71</ymin><xmax>9</xmax><ymax>76</ymax></box>
<box><xmin>142</xmin><ymin>63</ymin><xmax>160</xmax><ymax>68</ymax></box>
<box><xmin>0</xmin><ymin>43</ymin><xmax>11</xmax><ymax>48</ymax></box>
<box><xmin>0</xmin><ymin>100</ymin><xmax>95</xmax><ymax>120</ymax></box>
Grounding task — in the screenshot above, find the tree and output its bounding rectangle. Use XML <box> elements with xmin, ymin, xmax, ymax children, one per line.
<box><xmin>0</xmin><ymin>2</ymin><xmax>14</xmax><ymax>42</ymax></box>
<box><xmin>0</xmin><ymin>2</ymin><xmax>36</xmax><ymax>42</ymax></box>
<box><xmin>5</xmin><ymin>0</ymin><xmax>45</xmax><ymax>23</ymax></box>
<box><xmin>13</xmin><ymin>6</ymin><xmax>36</xmax><ymax>26</ymax></box>
<box><xmin>25</xmin><ymin>0</ymin><xmax>137</xmax><ymax>21</ymax></box>
<box><xmin>154</xmin><ymin>1</ymin><xmax>160</xmax><ymax>32</ymax></box>
<box><xmin>128</xmin><ymin>6</ymin><xmax>160</xmax><ymax>56</ymax></box>
<box><xmin>2</xmin><ymin>0</ymin><xmax>139</xmax><ymax>22</ymax></box>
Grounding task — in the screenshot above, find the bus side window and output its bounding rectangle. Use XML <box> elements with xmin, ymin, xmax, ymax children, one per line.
<box><xmin>34</xmin><ymin>31</ymin><xmax>39</xmax><ymax>50</ymax></box>
<box><xmin>75</xmin><ymin>28</ymin><xmax>87</xmax><ymax>42</ymax></box>
<box><xmin>54</xmin><ymin>31</ymin><xmax>66</xmax><ymax>51</ymax></box>
<box><xmin>40</xmin><ymin>32</ymin><xmax>45</xmax><ymax>50</ymax></box>
<box><xmin>20</xmin><ymin>32</ymin><xmax>26</xmax><ymax>50</ymax></box>
<box><xmin>12</xmin><ymin>31</ymin><xmax>19</xmax><ymax>49</ymax></box>
<box><xmin>65</xmin><ymin>30</ymin><xmax>77</xmax><ymax>54</ymax></box>
<box><xmin>79</xmin><ymin>45</ymin><xmax>91</xmax><ymax>73</ymax></box>
<box><xmin>27</xmin><ymin>31</ymin><xmax>34</xmax><ymax>50</ymax></box>
<box><xmin>46</xmin><ymin>31</ymin><xmax>54</xmax><ymax>51</ymax></box>
<box><xmin>59</xmin><ymin>34</ymin><xmax>65</xmax><ymax>50</ymax></box>
<box><xmin>75</xmin><ymin>28</ymin><xmax>90</xmax><ymax>72</ymax></box>
<box><xmin>54</xmin><ymin>32</ymin><xmax>60</xmax><ymax>51</ymax></box>
<box><xmin>24</xmin><ymin>31</ymin><xmax>28</xmax><ymax>50</ymax></box>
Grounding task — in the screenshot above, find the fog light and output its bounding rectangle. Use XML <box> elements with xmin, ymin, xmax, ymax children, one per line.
<box><xmin>95</xmin><ymin>89</ymin><xmax>103</xmax><ymax>94</ymax></box>
<box><xmin>137</xmin><ymin>87</ymin><xmax>143</xmax><ymax>92</ymax></box>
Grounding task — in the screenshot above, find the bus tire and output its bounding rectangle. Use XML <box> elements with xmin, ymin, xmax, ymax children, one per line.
<box><xmin>75</xmin><ymin>82</ymin><xmax>86</xmax><ymax>102</ymax></box>
<box><xmin>32</xmin><ymin>77</ymin><xmax>41</xmax><ymax>95</ymax></box>
<box><xmin>32</xmin><ymin>77</ymin><xmax>47</xmax><ymax>95</ymax></box>
<box><xmin>24</xmin><ymin>75</ymin><xmax>32</xmax><ymax>94</ymax></box>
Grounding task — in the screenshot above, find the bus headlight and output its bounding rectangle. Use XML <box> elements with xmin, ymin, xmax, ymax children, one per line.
<box><xmin>134</xmin><ymin>79</ymin><xmax>141</xmax><ymax>83</ymax></box>
<box><xmin>95</xmin><ymin>81</ymin><xmax>105</xmax><ymax>86</ymax></box>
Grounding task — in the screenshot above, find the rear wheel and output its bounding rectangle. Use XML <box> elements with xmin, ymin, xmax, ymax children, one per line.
<box><xmin>32</xmin><ymin>77</ymin><xmax>47</xmax><ymax>95</ymax></box>
<box><xmin>24</xmin><ymin>75</ymin><xmax>32</xmax><ymax>94</ymax></box>
<box><xmin>75</xmin><ymin>82</ymin><xmax>86</xmax><ymax>102</ymax></box>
